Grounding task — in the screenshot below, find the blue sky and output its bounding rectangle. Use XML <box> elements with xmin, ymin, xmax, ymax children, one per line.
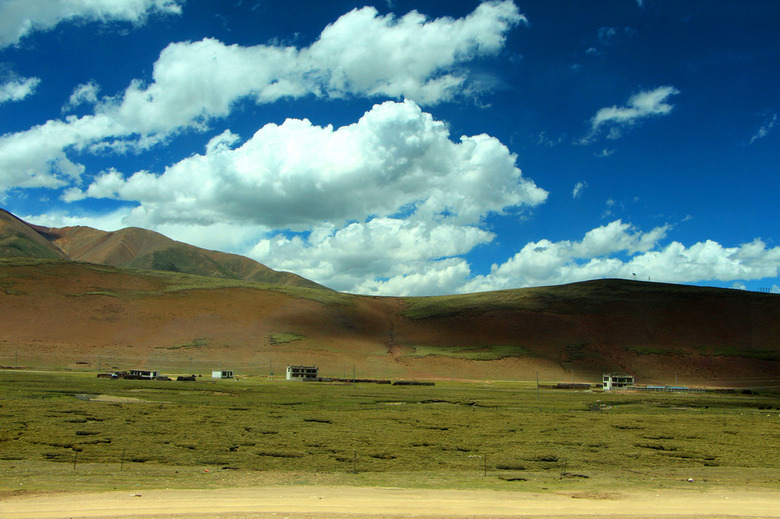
<box><xmin>0</xmin><ymin>0</ymin><xmax>778</xmax><ymax>296</ymax></box>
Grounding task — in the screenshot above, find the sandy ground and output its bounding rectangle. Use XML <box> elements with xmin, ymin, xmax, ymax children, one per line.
<box><xmin>3</xmin><ymin>486</ymin><xmax>779</xmax><ymax>519</ymax></box>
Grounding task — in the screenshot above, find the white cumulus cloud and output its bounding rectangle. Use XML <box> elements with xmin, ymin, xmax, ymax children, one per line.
<box><xmin>0</xmin><ymin>0</ymin><xmax>183</xmax><ymax>48</ymax></box>
<box><xmin>460</xmin><ymin>221</ymin><xmax>780</xmax><ymax>294</ymax></box>
<box><xmin>0</xmin><ymin>115</ymin><xmax>125</xmax><ymax>191</ymax></box>
<box><xmin>72</xmin><ymin>100</ymin><xmax>547</xmax><ymax>230</ymax></box>
<box><xmin>248</xmin><ymin>219</ymin><xmax>489</xmax><ymax>296</ymax></box>
<box><xmin>111</xmin><ymin>0</ymin><xmax>525</xmax><ymax>133</ymax></box>
<box><xmin>57</xmin><ymin>99</ymin><xmax>545</xmax><ymax>296</ymax></box>
<box><xmin>0</xmin><ymin>76</ymin><xmax>40</xmax><ymax>104</ymax></box>
<box><xmin>0</xmin><ymin>1</ymin><xmax>526</xmax><ymax>194</ymax></box>
<box><xmin>304</xmin><ymin>1</ymin><xmax>525</xmax><ymax>103</ymax></box>
<box><xmin>64</xmin><ymin>81</ymin><xmax>101</xmax><ymax>111</ymax></box>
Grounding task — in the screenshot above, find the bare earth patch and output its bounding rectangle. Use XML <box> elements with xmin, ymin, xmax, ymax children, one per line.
<box><xmin>3</xmin><ymin>486</ymin><xmax>779</xmax><ymax>518</ymax></box>
<box><xmin>75</xmin><ymin>394</ymin><xmax>158</xmax><ymax>404</ymax></box>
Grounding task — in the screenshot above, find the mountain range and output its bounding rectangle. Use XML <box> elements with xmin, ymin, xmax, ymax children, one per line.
<box><xmin>1</xmin><ymin>208</ymin><xmax>778</xmax><ymax>387</ymax></box>
<box><xmin>0</xmin><ymin>208</ymin><xmax>324</xmax><ymax>289</ymax></box>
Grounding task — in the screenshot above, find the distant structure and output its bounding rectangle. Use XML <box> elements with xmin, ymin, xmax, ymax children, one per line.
<box><xmin>602</xmin><ymin>373</ymin><xmax>634</xmax><ymax>390</ymax></box>
<box><xmin>211</xmin><ymin>369</ymin><xmax>234</xmax><ymax>379</ymax></box>
<box><xmin>127</xmin><ymin>369</ymin><xmax>157</xmax><ymax>380</ymax></box>
<box><xmin>286</xmin><ymin>365</ymin><xmax>318</xmax><ymax>381</ymax></box>
<box><xmin>638</xmin><ymin>385</ymin><xmax>704</xmax><ymax>393</ymax></box>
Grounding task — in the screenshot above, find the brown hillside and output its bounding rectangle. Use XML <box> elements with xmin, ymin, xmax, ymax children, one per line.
<box><xmin>0</xmin><ymin>258</ymin><xmax>778</xmax><ymax>387</ymax></box>
<box><xmin>47</xmin><ymin>225</ymin><xmax>328</xmax><ymax>289</ymax></box>
<box><xmin>0</xmin><ymin>209</ymin><xmax>67</xmax><ymax>260</ymax></box>
<box><xmin>0</xmin><ymin>209</ymin><xmax>326</xmax><ymax>290</ymax></box>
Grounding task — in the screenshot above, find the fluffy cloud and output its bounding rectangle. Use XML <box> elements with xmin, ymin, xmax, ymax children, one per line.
<box><xmin>304</xmin><ymin>1</ymin><xmax>525</xmax><ymax>103</ymax></box>
<box><xmin>0</xmin><ymin>1</ymin><xmax>525</xmax><ymax>193</ymax></box>
<box><xmin>64</xmin><ymin>82</ymin><xmax>101</xmax><ymax>111</ymax></box>
<box><xmin>110</xmin><ymin>0</ymin><xmax>525</xmax><ymax>132</ymax></box>
<box><xmin>61</xmin><ymin>99</ymin><xmax>544</xmax><ymax>296</ymax></box>
<box><xmin>586</xmin><ymin>86</ymin><xmax>679</xmax><ymax>141</ymax></box>
<box><xmin>248</xmin><ymin>219</ymin><xmax>488</xmax><ymax>295</ymax></box>
<box><xmin>252</xmin><ymin>218</ymin><xmax>780</xmax><ymax>296</ymax></box>
<box><xmin>76</xmin><ymin>100</ymin><xmax>547</xmax><ymax>229</ymax></box>
<box><xmin>0</xmin><ymin>76</ymin><xmax>40</xmax><ymax>104</ymax></box>
<box><xmin>0</xmin><ymin>0</ymin><xmax>183</xmax><ymax>48</ymax></box>
<box><xmin>625</xmin><ymin>239</ymin><xmax>780</xmax><ymax>283</ymax></box>
<box><xmin>353</xmin><ymin>258</ymin><xmax>473</xmax><ymax>297</ymax></box>
<box><xmin>0</xmin><ymin>115</ymin><xmax>126</xmax><ymax>191</ymax></box>
<box><xmin>460</xmin><ymin>221</ymin><xmax>780</xmax><ymax>294</ymax></box>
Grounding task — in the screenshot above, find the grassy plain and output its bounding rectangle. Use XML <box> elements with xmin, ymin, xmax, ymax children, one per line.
<box><xmin>1</xmin><ymin>370</ymin><xmax>778</xmax><ymax>494</ymax></box>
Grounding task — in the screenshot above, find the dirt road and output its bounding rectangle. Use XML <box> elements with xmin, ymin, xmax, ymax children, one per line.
<box><xmin>3</xmin><ymin>486</ymin><xmax>779</xmax><ymax>518</ymax></box>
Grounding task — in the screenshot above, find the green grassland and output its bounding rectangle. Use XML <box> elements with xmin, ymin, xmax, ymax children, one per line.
<box><xmin>1</xmin><ymin>371</ymin><xmax>778</xmax><ymax>493</ymax></box>
<box><xmin>407</xmin><ymin>344</ymin><xmax>531</xmax><ymax>360</ymax></box>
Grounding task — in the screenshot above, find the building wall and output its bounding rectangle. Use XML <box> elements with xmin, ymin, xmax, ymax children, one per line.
<box><xmin>286</xmin><ymin>365</ymin><xmax>318</xmax><ymax>380</ymax></box>
<box><xmin>603</xmin><ymin>373</ymin><xmax>634</xmax><ymax>390</ymax></box>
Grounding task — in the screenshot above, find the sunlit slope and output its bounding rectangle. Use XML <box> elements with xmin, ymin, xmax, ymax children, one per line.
<box><xmin>47</xmin><ymin>225</ymin><xmax>329</xmax><ymax>289</ymax></box>
<box><xmin>0</xmin><ymin>209</ymin><xmax>326</xmax><ymax>290</ymax></box>
<box><xmin>0</xmin><ymin>258</ymin><xmax>778</xmax><ymax>385</ymax></box>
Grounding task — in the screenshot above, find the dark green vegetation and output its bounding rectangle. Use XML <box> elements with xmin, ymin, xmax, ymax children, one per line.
<box><xmin>408</xmin><ymin>344</ymin><xmax>530</xmax><ymax>360</ymax></box>
<box><xmin>1</xmin><ymin>371</ymin><xmax>778</xmax><ymax>491</ymax></box>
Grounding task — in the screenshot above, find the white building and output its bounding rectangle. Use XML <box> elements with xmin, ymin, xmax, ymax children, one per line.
<box><xmin>286</xmin><ymin>365</ymin><xmax>318</xmax><ymax>381</ymax></box>
<box><xmin>603</xmin><ymin>373</ymin><xmax>634</xmax><ymax>390</ymax></box>
<box><xmin>212</xmin><ymin>369</ymin><xmax>234</xmax><ymax>379</ymax></box>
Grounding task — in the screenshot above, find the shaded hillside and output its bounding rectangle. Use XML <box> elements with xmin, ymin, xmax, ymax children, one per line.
<box><xmin>0</xmin><ymin>257</ymin><xmax>778</xmax><ymax>387</ymax></box>
<box><xmin>396</xmin><ymin>280</ymin><xmax>780</xmax><ymax>384</ymax></box>
<box><xmin>0</xmin><ymin>209</ymin><xmax>67</xmax><ymax>260</ymax></box>
<box><xmin>0</xmin><ymin>209</ymin><xmax>326</xmax><ymax>290</ymax></box>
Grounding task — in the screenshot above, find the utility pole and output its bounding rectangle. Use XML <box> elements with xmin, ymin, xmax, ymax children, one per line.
<box><xmin>536</xmin><ymin>371</ymin><xmax>539</xmax><ymax>401</ymax></box>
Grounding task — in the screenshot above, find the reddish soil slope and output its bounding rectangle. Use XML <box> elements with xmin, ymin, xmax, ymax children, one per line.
<box><xmin>0</xmin><ymin>209</ymin><xmax>324</xmax><ymax>289</ymax></box>
<box><xmin>1</xmin><ymin>258</ymin><xmax>778</xmax><ymax>387</ymax></box>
